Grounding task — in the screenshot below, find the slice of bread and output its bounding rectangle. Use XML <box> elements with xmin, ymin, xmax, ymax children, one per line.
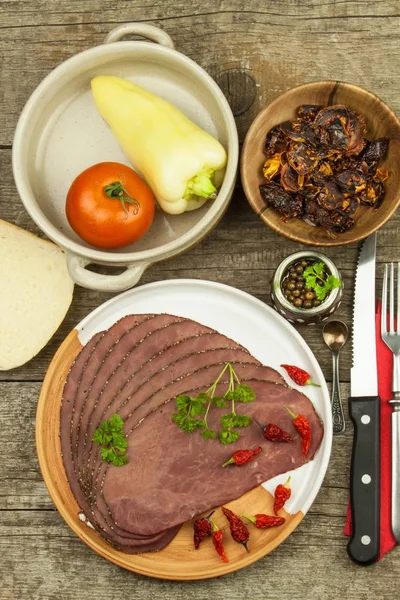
<box><xmin>0</xmin><ymin>220</ymin><xmax>74</xmax><ymax>370</ymax></box>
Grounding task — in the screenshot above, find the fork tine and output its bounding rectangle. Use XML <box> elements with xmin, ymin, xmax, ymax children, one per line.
<box><xmin>390</xmin><ymin>262</ymin><xmax>395</xmax><ymax>334</ymax></box>
<box><xmin>382</xmin><ymin>264</ymin><xmax>388</xmax><ymax>334</ymax></box>
<box><xmin>397</xmin><ymin>263</ymin><xmax>400</xmax><ymax>334</ymax></box>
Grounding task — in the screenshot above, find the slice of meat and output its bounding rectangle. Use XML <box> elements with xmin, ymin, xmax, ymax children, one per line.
<box><xmin>61</xmin><ymin>314</ymin><xmax>323</xmax><ymax>555</ymax></box>
<box><xmin>72</xmin><ymin>314</ymin><xmax>182</xmax><ymax>472</ymax></box>
<box><xmin>80</xmin><ymin>340</ymin><xmax>264</xmax><ymax>487</ymax></box>
<box><xmin>63</xmin><ymin>316</ymin><xmax>276</xmax><ymax>544</ymax></box>
<box><xmin>75</xmin><ymin>315</ymin><xmax>193</xmax><ymax>479</ymax></box>
<box><xmin>78</xmin><ymin>322</ymin><xmax>219</xmax><ymax>483</ymax></box>
<box><xmin>84</xmin><ymin>363</ymin><xmax>282</xmax><ymax>542</ymax></box>
<box><xmin>60</xmin><ymin>331</ymin><xmax>105</xmax><ymax>521</ymax></box>
<box><xmin>86</xmin><ymin>361</ymin><xmax>283</xmax><ymax>496</ymax></box>
<box><xmin>103</xmin><ymin>378</ymin><xmax>323</xmax><ymax>537</ymax></box>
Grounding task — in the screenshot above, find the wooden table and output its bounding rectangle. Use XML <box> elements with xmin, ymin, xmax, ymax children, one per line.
<box><xmin>1</xmin><ymin>1</ymin><xmax>400</xmax><ymax>598</ymax></box>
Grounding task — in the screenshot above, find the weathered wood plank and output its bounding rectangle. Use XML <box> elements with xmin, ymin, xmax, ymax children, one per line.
<box><xmin>1</xmin><ymin>1</ymin><xmax>400</xmax><ymax>145</ymax></box>
<box><xmin>1</xmin><ymin>383</ymin><xmax>399</xmax><ymax>599</ymax></box>
<box><xmin>2</xmin><ymin>0</ymin><xmax>400</xmax><ymax>596</ymax></box>
<box><xmin>1</xmin><ymin>508</ymin><xmax>399</xmax><ymax>599</ymax></box>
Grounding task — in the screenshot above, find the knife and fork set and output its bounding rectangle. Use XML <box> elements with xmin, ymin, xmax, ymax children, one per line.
<box><xmin>346</xmin><ymin>232</ymin><xmax>400</xmax><ymax>564</ymax></box>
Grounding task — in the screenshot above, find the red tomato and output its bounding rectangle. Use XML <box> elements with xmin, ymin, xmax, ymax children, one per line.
<box><xmin>66</xmin><ymin>162</ymin><xmax>155</xmax><ymax>249</ymax></box>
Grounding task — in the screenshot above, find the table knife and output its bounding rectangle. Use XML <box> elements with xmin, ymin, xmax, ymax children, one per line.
<box><xmin>347</xmin><ymin>232</ymin><xmax>380</xmax><ymax>565</ymax></box>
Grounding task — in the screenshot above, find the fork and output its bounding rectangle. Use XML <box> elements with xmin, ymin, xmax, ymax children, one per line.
<box><xmin>381</xmin><ymin>262</ymin><xmax>400</xmax><ymax>543</ymax></box>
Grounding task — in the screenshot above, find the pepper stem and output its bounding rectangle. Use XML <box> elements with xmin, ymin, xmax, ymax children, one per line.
<box><xmin>306</xmin><ymin>379</ymin><xmax>321</xmax><ymax>388</ymax></box>
<box><xmin>184</xmin><ymin>168</ymin><xmax>217</xmax><ymax>200</ymax></box>
<box><xmin>221</xmin><ymin>457</ymin><xmax>235</xmax><ymax>468</ymax></box>
<box><xmin>284</xmin><ymin>405</ymin><xmax>297</xmax><ymax>419</ymax></box>
<box><xmin>242</xmin><ymin>515</ymin><xmax>256</xmax><ymax>524</ymax></box>
<box><xmin>284</xmin><ymin>476</ymin><xmax>291</xmax><ymax>488</ymax></box>
<box><xmin>242</xmin><ymin>541</ymin><xmax>250</xmax><ymax>553</ymax></box>
<box><xmin>210</xmin><ymin>519</ymin><xmax>219</xmax><ymax>533</ymax></box>
<box><xmin>253</xmin><ymin>418</ymin><xmax>265</xmax><ymax>432</ymax></box>
<box><xmin>205</xmin><ymin>511</ymin><xmax>215</xmax><ymax>520</ymax></box>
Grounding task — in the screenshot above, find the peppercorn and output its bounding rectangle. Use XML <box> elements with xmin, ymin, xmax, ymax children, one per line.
<box><xmin>313</xmin><ymin>299</ymin><xmax>321</xmax><ymax>307</ymax></box>
<box><xmin>303</xmin><ymin>300</ymin><xmax>313</xmax><ymax>308</ymax></box>
<box><xmin>305</xmin><ymin>291</ymin><xmax>315</xmax><ymax>300</ymax></box>
<box><xmin>292</xmin><ymin>290</ymin><xmax>301</xmax><ymax>298</ymax></box>
<box><xmin>293</xmin><ymin>298</ymin><xmax>303</xmax><ymax>307</ymax></box>
<box><xmin>287</xmin><ymin>281</ymin><xmax>296</xmax><ymax>291</ymax></box>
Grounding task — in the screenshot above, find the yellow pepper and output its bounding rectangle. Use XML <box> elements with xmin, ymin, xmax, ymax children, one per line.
<box><xmin>91</xmin><ymin>76</ymin><xmax>227</xmax><ymax>215</ymax></box>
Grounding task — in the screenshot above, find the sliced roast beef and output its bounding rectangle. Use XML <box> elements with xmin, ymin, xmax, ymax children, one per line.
<box><xmin>83</xmin><ymin>364</ymin><xmax>283</xmax><ymax>542</ymax></box>
<box><xmin>72</xmin><ymin>314</ymin><xmax>182</xmax><ymax>471</ymax></box>
<box><xmin>78</xmin><ymin>321</ymin><xmax>221</xmax><ymax>482</ymax></box>
<box><xmin>60</xmin><ymin>331</ymin><xmax>105</xmax><ymax>520</ymax></box>
<box><xmin>103</xmin><ymin>378</ymin><xmax>323</xmax><ymax>537</ymax></box>
<box><xmin>60</xmin><ymin>313</ymin><xmax>323</xmax><ymax>555</ymax></box>
<box><xmin>85</xmin><ymin>361</ymin><xmax>283</xmax><ymax>496</ymax></box>
<box><xmin>80</xmin><ymin>344</ymin><xmax>264</xmax><ymax>487</ymax></box>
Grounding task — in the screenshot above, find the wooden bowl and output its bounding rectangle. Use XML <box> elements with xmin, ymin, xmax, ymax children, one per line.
<box><xmin>241</xmin><ymin>80</ymin><xmax>400</xmax><ymax>246</ymax></box>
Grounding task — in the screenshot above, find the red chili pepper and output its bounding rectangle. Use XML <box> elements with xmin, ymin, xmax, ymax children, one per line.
<box><xmin>210</xmin><ymin>520</ymin><xmax>229</xmax><ymax>563</ymax></box>
<box><xmin>281</xmin><ymin>364</ymin><xmax>321</xmax><ymax>387</ymax></box>
<box><xmin>273</xmin><ymin>476</ymin><xmax>292</xmax><ymax>514</ymax></box>
<box><xmin>254</xmin><ymin>419</ymin><xmax>293</xmax><ymax>443</ymax></box>
<box><xmin>222</xmin><ymin>506</ymin><xmax>250</xmax><ymax>552</ymax></box>
<box><xmin>285</xmin><ymin>406</ymin><xmax>312</xmax><ymax>456</ymax></box>
<box><xmin>242</xmin><ymin>514</ymin><xmax>286</xmax><ymax>529</ymax></box>
<box><xmin>222</xmin><ymin>446</ymin><xmax>262</xmax><ymax>468</ymax></box>
<box><xmin>193</xmin><ymin>511</ymin><xmax>214</xmax><ymax>549</ymax></box>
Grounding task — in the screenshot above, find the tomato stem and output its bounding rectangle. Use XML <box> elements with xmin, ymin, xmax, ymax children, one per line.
<box><xmin>104</xmin><ymin>181</ymin><xmax>140</xmax><ymax>217</ymax></box>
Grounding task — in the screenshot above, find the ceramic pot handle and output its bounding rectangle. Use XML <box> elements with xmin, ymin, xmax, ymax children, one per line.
<box><xmin>104</xmin><ymin>23</ymin><xmax>174</xmax><ymax>49</ymax></box>
<box><xmin>66</xmin><ymin>254</ymin><xmax>149</xmax><ymax>292</ymax></box>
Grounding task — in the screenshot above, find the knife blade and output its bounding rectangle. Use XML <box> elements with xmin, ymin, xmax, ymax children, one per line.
<box><xmin>347</xmin><ymin>232</ymin><xmax>380</xmax><ymax>565</ymax></box>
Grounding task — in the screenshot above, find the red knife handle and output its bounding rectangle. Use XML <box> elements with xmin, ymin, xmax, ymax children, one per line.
<box><xmin>347</xmin><ymin>396</ymin><xmax>380</xmax><ymax>565</ymax></box>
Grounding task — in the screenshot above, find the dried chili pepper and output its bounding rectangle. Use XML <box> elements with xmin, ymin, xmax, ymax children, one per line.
<box><xmin>210</xmin><ymin>519</ymin><xmax>229</xmax><ymax>563</ymax></box>
<box><xmin>273</xmin><ymin>476</ymin><xmax>292</xmax><ymax>514</ymax></box>
<box><xmin>222</xmin><ymin>506</ymin><xmax>250</xmax><ymax>552</ymax></box>
<box><xmin>254</xmin><ymin>419</ymin><xmax>293</xmax><ymax>443</ymax></box>
<box><xmin>281</xmin><ymin>364</ymin><xmax>321</xmax><ymax>387</ymax></box>
<box><xmin>284</xmin><ymin>406</ymin><xmax>312</xmax><ymax>456</ymax></box>
<box><xmin>222</xmin><ymin>446</ymin><xmax>262</xmax><ymax>468</ymax></box>
<box><xmin>193</xmin><ymin>511</ymin><xmax>214</xmax><ymax>549</ymax></box>
<box><xmin>242</xmin><ymin>514</ymin><xmax>286</xmax><ymax>529</ymax></box>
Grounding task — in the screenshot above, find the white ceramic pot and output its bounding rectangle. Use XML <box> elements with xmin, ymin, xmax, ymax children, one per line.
<box><xmin>12</xmin><ymin>23</ymin><xmax>238</xmax><ymax>292</ymax></box>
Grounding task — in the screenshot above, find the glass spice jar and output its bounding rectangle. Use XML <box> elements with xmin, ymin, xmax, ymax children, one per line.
<box><xmin>270</xmin><ymin>251</ymin><xmax>343</xmax><ymax>325</ymax></box>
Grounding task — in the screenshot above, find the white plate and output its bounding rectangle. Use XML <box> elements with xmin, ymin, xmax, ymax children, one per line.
<box><xmin>77</xmin><ymin>278</ymin><xmax>332</xmax><ymax>517</ymax></box>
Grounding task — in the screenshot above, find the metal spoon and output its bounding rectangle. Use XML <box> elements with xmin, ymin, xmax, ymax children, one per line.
<box><xmin>322</xmin><ymin>320</ymin><xmax>348</xmax><ymax>435</ymax></box>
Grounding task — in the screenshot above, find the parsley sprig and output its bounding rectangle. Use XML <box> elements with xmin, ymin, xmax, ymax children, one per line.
<box><xmin>92</xmin><ymin>414</ymin><xmax>128</xmax><ymax>467</ymax></box>
<box><xmin>303</xmin><ymin>261</ymin><xmax>341</xmax><ymax>301</ymax></box>
<box><xmin>172</xmin><ymin>362</ymin><xmax>256</xmax><ymax>445</ymax></box>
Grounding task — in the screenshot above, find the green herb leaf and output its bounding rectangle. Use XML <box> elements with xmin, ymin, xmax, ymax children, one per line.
<box><xmin>315</xmin><ymin>284</ymin><xmax>328</xmax><ymax>301</ymax></box>
<box><xmin>326</xmin><ymin>274</ymin><xmax>341</xmax><ymax>289</ymax></box>
<box><xmin>234</xmin><ymin>415</ymin><xmax>252</xmax><ymax>427</ymax></box>
<box><xmin>172</xmin><ymin>362</ymin><xmax>255</xmax><ymax>445</ymax></box>
<box><xmin>176</xmin><ymin>394</ymin><xmax>191</xmax><ymax>412</ymax></box>
<box><xmin>220</xmin><ymin>412</ymin><xmax>237</xmax><ymax>429</ymax></box>
<box><xmin>212</xmin><ymin>396</ymin><xmax>228</xmax><ymax>408</ymax></box>
<box><xmin>219</xmin><ymin>429</ymin><xmax>240</xmax><ymax>445</ymax></box>
<box><xmin>201</xmin><ymin>429</ymin><xmax>217</xmax><ymax>440</ymax></box>
<box><xmin>303</xmin><ymin>261</ymin><xmax>341</xmax><ymax>302</ymax></box>
<box><xmin>93</xmin><ymin>414</ymin><xmax>128</xmax><ymax>467</ymax></box>
<box><xmin>231</xmin><ymin>384</ymin><xmax>256</xmax><ymax>403</ymax></box>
